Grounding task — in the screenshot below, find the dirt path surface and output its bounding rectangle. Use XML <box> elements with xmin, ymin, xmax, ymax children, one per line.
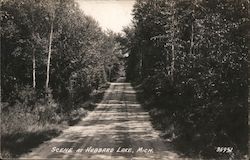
<box><xmin>21</xmin><ymin>82</ymin><xmax>181</xmax><ymax>160</ymax></box>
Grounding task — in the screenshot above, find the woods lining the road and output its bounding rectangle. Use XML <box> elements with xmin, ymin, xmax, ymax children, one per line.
<box><xmin>1</xmin><ymin>0</ymin><xmax>122</xmax><ymax>158</ymax></box>
<box><xmin>1</xmin><ymin>0</ymin><xmax>249</xmax><ymax>159</ymax></box>
<box><xmin>117</xmin><ymin>0</ymin><xmax>248</xmax><ymax>159</ymax></box>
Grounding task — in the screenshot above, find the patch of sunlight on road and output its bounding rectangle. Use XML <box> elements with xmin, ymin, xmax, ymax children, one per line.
<box><xmin>105</xmin><ymin>90</ymin><xmax>138</xmax><ymax>93</ymax></box>
<box><xmin>96</xmin><ymin>103</ymin><xmax>141</xmax><ymax>106</ymax></box>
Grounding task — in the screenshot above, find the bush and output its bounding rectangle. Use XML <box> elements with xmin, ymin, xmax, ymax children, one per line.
<box><xmin>2</xmin><ymin>105</ymin><xmax>39</xmax><ymax>135</ymax></box>
<box><xmin>68</xmin><ymin>108</ymin><xmax>88</xmax><ymax>126</ymax></box>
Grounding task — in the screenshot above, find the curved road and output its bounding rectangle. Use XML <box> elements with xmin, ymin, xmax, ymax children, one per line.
<box><xmin>21</xmin><ymin>82</ymin><xmax>180</xmax><ymax>160</ymax></box>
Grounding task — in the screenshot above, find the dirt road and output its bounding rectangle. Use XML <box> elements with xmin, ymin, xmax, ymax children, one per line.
<box><xmin>21</xmin><ymin>82</ymin><xmax>180</xmax><ymax>160</ymax></box>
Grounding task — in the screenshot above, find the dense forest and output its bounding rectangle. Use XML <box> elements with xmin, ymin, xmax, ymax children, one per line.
<box><xmin>1</xmin><ymin>0</ymin><xmax>122</xmax><ymax>157</ymax></box>
<box><xmin>118</xmin><ymin>0</ymin><xmax>248</xmax><ymax>159</ymax></box>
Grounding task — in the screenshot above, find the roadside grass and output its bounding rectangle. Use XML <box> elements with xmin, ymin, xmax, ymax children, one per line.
<box><xmin>1</xmin><ymin>104</ymin><xmax>64</xmax><ymax>158</ymax></box>
<box><xmin>1</xmin><ymin>83</ymin><xmax>109</xmax><ymax>158</ymax></box>
<box><xmin>67</xmin><ymin>84</ymin><xmax>109</xmax><ymax>126</ymax></box>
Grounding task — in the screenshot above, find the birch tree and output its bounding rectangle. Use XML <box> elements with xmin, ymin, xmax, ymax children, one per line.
<box><xmin>44</xmin><ymin>0</ymin><xmax>58</xmax><ymax>92</ymax></box>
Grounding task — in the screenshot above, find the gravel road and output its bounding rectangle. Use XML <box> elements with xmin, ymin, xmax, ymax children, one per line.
<box><xmin>21</xmin><ymin>82</ymin><xmax>180</xmax><ymax>160</ymax></box>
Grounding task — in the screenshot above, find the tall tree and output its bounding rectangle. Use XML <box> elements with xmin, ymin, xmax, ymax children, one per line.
<box><xmin>44</xmin><ymin>0</ymin><xmax>58</xmax><ymax>92</ymax></box>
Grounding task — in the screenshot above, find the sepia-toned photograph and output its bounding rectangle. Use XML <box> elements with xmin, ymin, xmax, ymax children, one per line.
<box><xmin>1</xmin><ymin>0</ymin><xmax>249</xmax><ymax>159</ymax></box>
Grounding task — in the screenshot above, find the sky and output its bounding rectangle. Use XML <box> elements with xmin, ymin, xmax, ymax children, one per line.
<box><xmin>76</xmin><ymin>0</ymin><xmax>135</xmax><ymax>33</ymax></box>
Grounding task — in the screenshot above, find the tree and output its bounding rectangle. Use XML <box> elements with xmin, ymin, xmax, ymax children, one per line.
<box><xmin>43</xmin><ymin>0</ymin><xmax>58</xmax><ymax>92</ymax></box>
<box><xmin>121</xmin><ymin>0</ymin><xmax>248</xmax><ymax>157</ymax></box>
<box><xmin>1</xmin><ymin>0</ymin><xmax>122</xmax><ymax>107</ymax></box>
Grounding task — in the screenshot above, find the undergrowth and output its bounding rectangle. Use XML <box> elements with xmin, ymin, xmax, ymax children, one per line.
<box><xmin>134</xmin><ymin>81</ymin><xmax>248</xmax><ymax>160</ymax></box>
<box><xmin>1</xmin><ymin>83</ymin><xmax>109</xmax><ymax>158</ymax></box>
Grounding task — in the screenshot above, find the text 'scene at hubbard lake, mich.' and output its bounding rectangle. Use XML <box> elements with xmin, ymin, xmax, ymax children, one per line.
<box><xmin>51</xmin><ymin>146</ymin><xmax>154</xmax><ymax>154</ymax></box>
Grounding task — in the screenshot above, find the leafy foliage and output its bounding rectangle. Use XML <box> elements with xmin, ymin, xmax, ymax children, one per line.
<box><xmin>1</xmin><ymin>0</ymin><xmax>121</xmax><ymax>107</ymax></box>
<box><xmin>1</xmin><ymin>1</ymin><xmax>122</xmax><ymax>158</ymax></box>
<box><xmin>119</xmin><ymin>0</ymin><xmax>248</xmax><ymax>158</ymax></box>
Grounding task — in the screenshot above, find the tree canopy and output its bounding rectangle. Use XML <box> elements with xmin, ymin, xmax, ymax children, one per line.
<box><xmin>1</xmin><ymin>0</ymin><xmax>122</xmax><ymax>107</ymax></box>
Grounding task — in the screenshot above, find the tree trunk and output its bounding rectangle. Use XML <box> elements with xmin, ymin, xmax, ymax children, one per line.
<box><xmin>190</xmin><ymin>22</ymin><xmax>194</xmax><ymax>55</ymax></box>
<box><xmin>170</xmin><ymin>0</ymin><xmax>175</xmax><ymax>83</ymax></box>
<box><xmin>189</xmin><ymin>5</ymin><xmax>195</xmax><ymax>56</ymax></box>
<box><xmin>171</xmin><ymin>42</ymin><xmax>175</xmax><ymax>83</ymax></box>
<box><xmin>32</xmin><ymin>47</ymin><xmax>36</xmax><ymax>88</ymax></box>
<box><xmin>140</xmin><ymin>47</ymin><xmax>143</xmax><ymax>79</ymax></box>
<box><xmin>31</xmin><ymin>10</ymin><xmax>36</xmax><ymax>89</ymax></box>
<box><xmin>45</xmin><ymin>13</ymin><xmax>55</xmax><ymax>92</ymax></box>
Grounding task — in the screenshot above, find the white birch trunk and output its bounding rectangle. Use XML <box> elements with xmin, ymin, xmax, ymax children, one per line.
<box><xmin>32</xmin><ymin>47</ymin><xmax>36</xmax><ymax>88</ymax></box>
<box><xmin>45</xmin><ymin>12</ymin><xmax>55</xmax><ymax>91</ymax></box>
<box><xmin>170</xmin><ymin>1</ymin><xmax>175</xmax><ymax>83</ymax></box>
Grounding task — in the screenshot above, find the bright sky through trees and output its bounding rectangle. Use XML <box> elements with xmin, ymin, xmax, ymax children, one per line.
<box><xmin>76</xmin><ymin>0</ymin><xmax>135</xmax><ymax>33</ymax></box>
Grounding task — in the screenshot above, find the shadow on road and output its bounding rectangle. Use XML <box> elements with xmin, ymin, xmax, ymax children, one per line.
<box><xmin>2</xmin><ymin>129</ymin><xmax>61</xmax><ymax>158</ymax></box>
